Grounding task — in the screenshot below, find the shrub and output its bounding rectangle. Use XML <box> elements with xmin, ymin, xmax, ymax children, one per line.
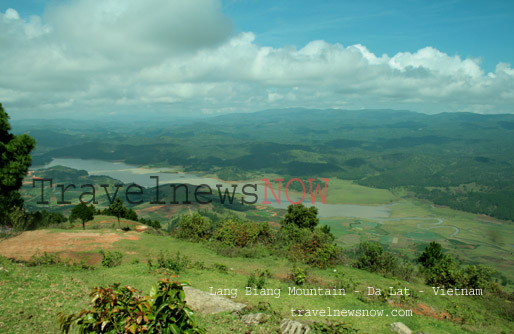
<box><xmin>27</xmin><ymin>251</ymin><xmax>61</xmax><ymax>266</ymax></box>
<box><xmin>58</xmin><ymin>278</ymin><xmax>205</xmax><ymax>333</ymax></box>
<box><xmin>213</xmin><ymin>218</ymin><xmax>273</xmax><ymax>247</ymax></box>
<box><xmin>176</xmin><ymin>213</ymin><xmax>211</xmax><ymax>241</ymax></box>
<box><xmin>311</xmin><ymin>319</ymin><xmax>359</xmax><ymax>333</ymax></box>
<box><xmin>418</xmin><ymin>241</ymin><xmax>445</xmax><ymax>269</ymax></box>
<box><xmin>277</xmin><ymin>224</ymin><xmax>341</xmax><ymax>269</ymax></box>
<box><xmin>425</xmin><ymin>254</ymin><xmax>464</xmax><ymax>288</ymax></box>
<box><xmin>246</xmin><ymin>269</ymin><xmax>272</xmax><ymax>289</ymax></box>
<box><xmin>155</xmin><ymin>251</ymin><xmax>191</xmax><ymax>274</ymax></box>
<box><xmin>332</xmin><ymin>271</ymin><xmax>357</xmax><ymax>292</ymax></box>
<box><xmin>291</xmin><ymin>266</ymin><xmax>307</xmax><ymax>286</ymax></box>
<box><xmin>213</xmin><ymin>263</ymin><xmax>228</xmax><ymax>273</ymax></box>
<box><xmin>100</xmin><ymin>250</ymin><xmax>123</xmax><ymax>268</ymax></box>
<box><xmin>354</xmin><ymin>242</ymin><xmax>414</xmax><ymax>280</ymax></box>
<box><xmin>139</xmin><ymin>217</ymin><xmax>161</xmax><ymax>229</ymax></box>
<box><xmin>464</xmin><ymin>264</ymin><xmax>495</xmax><ymax>290</ymax></box>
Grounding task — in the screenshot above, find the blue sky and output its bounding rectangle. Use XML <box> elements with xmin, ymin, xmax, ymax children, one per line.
<box><xmin>222</xmin><ymin>0</ymin><xmax>514</xmax><ymax>73</ymax></box>
<box><xmin>4</xmin><ymin>0</ymin><xmax>512</xmax><ymax>72</ymax></box>
<box><xmin>1</xmin><ymin>0</ymin><xmax>513</xmax><ymax>118</ymax></box>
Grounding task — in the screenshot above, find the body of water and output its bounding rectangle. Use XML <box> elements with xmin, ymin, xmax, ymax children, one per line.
<box><xmin>33</xmin><ymin>158</ymin><xmax>392</xmax><ymax>219</ymax></box>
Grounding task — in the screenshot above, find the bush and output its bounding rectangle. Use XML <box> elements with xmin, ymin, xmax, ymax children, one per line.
<box><xmin>139</xmin><ymin>217</ymin><xmax>162</xmax><ymax>229</ymax></box>
<box><xmin>354</xmin><ymin>242</ymin><xmax>414</xmax><ymax>280</ymax></box>
<box><xmin>425</xmin><ymin>254</ymin><xmax>463</xmax><ymax>288</ymax></box>
<box><xmin>332</xmin><ymin>271</ymin><xmax>357</xmax><ymax>291</ymax></box>
<box><xmin>100</xmin><ymin>250</ymin><xmax>123</xmax><ymax>268</ymax></box>
<box><xmin>152</xmin><ymin>251</ymin><xmax>191</xmax><ymax>274</ymax></box>
<box><xmin>58</xmin><ymin>278</ymin><xmax>205</xmax><ymax>333</ymax></box>
<box><xmin>176</xmin><ymin>213</ymin><xmax>211</xmax><ymax>241</ymax></box>
<box><xmin>311</xmin><ymin>319</ymin><xmax>359</xmax><ymax>333</ymax></box>
<box><xmin>213</xmin><ymin>263</ymin><xmax>228</xmax><ymax>273</ymax></box>
<box><xmin>246</xmin><ymin>269</ymin><xmax>272</xmax><ymax>289</ymax></box>
<box><xmin>418</xmin><ymin>241</ymin><xmax>444</xmax><ymax>269</ymax></box>
<box><xmin>291</xmin><ymin>266</ymin><xmax>307</xmax><ymax>286</ymax></box>
<box><xmin>277</xmin><ymin>224</ymin><xmax>342</xmax><ymax>269</ymax></box>
<box><xmin>464</xmin><ymin>264</ymin><xmax>495</xmax><ymax>290</ymax></box>
<box><xmin>213</xmin><ymin>218</ymin><xmax>273</xmax><ymax>247</ymax></box>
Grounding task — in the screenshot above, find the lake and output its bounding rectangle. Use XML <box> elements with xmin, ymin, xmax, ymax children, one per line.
<box><xmin>34</xmin><ymin>158</ymin><xmax>392</xmax><ymax>219</ymax></box>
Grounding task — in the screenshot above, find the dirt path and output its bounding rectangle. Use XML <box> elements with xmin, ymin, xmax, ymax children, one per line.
<box><xmin>0</xmin><ymin>230</ymin><xmax>139</xmax><ymax>261</ymax></box>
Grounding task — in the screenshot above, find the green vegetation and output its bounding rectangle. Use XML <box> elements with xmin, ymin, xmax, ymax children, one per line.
<box><xmin>0</xmin><ymin>103</ymin><xmax>35</xmax><ymax>226</ymax></box>
<box><xmin>58</xmin><ymin>278</ymin><xmax>204</xmax><ymax>334</ymax></box>
<box><xmin>3</xmin><ymin>107</ymin><xmax>514</xmax><ymax>333</ymax></box>
<box><xmin>100</xmin><ymin>250</ymin><xmax>124</xmax><ymax>268</ymax></box>
<box><xmin>69</xmin><ymin>203</ymin><xmax>95</xmax><ymax>230</ymax></box>
<box><xmin>282</xmin><ymin>203</ymin><xmax>319</xmax><ymax>230</ymax></box>
<box><xmin>18</xmin><ymin>108</ymin><xmax>514</xmax><ymax>221</ymax></box>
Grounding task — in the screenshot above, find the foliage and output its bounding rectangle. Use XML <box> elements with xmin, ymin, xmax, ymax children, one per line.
<box><xmin>27</xmin><ymin>251</ymin><xmax>61</xmax><ymax>266</ymax></box>
<box><xmin>29</xmin><ymin>210</ymin><xmax>67</xmax><ymax>228</ymax></box>
<box><xmin>104</xmin><ymin>198</ymin><xmax>128</xmax><ymax>225</ymax></box>
<box><xmin>420</xmin><ymin>243</ymin><xmax>495</xmax><ymax>290</ymax></box>
<box><xmin>354</xmin><ymin>242</ymin><xmax>414</xmax><ymax>280</ymax></box>
<box><xmin>70</xmin><ymin>203</ymin><xmax>95</xmax><ymax>230</ymax></box>
<box><xmin>332</xmin><ymin>271</ymin><xmax>357</xmax><ymax>292</ymax></box>
<box><xmin>176</xmin><ymin>213</ymin><xmax>211</xmax><ymax>241</ymax></box>
<box><xmin>464</xmin><ymin>264</ymin><xmax>495</xmax><ymax>290</ymax></box>
<box><xmin>212</xmin><ymin>263</ymin><xmax>228</xmax><ymax>273</ymax></box>
<box><xmin>418</xmin><ymin>241</ymin><xmax>445</xmax><ymax>269</ymax></box>
<box><xmin>0</xmin><ymin>103</ymin><xmax>35</xmax><ymax>225</ymax></box>
<box><xmin>24</xmin><ymin>251</ymin><xmax>93</xmax><ymax>270</ymax></box>
<box><xmin>276</xmin><ymin>212</ymin><xmax>341</xmax><ymax>269</ymax></box>
<box><xmin>58</xmin><ymin>278</ymin><xmax>205</xmax><ymax>334</ymax></box>
<box><xmin>213</xmin><ymin>218</ymin><xmax>273</xmax><ymax>247</ymax></box>
<box><xmin>311</xmin><ymin>320</ymin><xmax>360</xmax><ymax>333</ymax></box>
<box><xmin>139</xmin><ymin>217</ymin><xmax>161</xmax><ymax>230</ymax></box>
<box><xmin>281</xmin><ymin>203</ymin><xmax>319</xmax><ymax>231</ymax></box>
<box><xmin>425</xmin><ymin>254</ymin><xmax>464</xmax><ymax>288</ymax></box>
<box><xmin>100</xmin><ymin>250</ymin><xmax>123</xmax><ymax>268</ymax></box>
<box><xmin>246</xmin><ymin>269</ymin><xmax>272</xmax><ymax>290</ymax></box>
<box><xmin>291</xmin><ymin>266</ymin><xmax>307</xmax><ymax>286</ymax></box>
<box><xmin>148</xmin><ymin>251</ymin><xmax>191</xmax><ymax>274</ymax></box>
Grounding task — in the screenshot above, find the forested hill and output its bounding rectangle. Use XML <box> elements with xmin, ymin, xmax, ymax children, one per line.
<box><xmin>13</xmin><ymin>108</ymin><xmax>514</xmax><ymax>221</ymax></box>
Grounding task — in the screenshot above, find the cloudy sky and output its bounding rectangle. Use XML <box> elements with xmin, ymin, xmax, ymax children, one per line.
<box><xmin>1</xmin><ymin>0</ymin><xmax>513</xmax><ymax>119</ymax></box>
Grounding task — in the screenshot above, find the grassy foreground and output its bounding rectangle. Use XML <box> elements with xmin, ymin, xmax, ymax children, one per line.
<box><xmin>0</xmin><ymin>226</ymin><xmax>512</xmax><ymax>334</ymax></box>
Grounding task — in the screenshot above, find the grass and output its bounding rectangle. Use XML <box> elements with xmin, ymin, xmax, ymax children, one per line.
<box><xmin>1</xmin><ymin>228</ymin><xmax>513</xmax><ymax>334</ymax></box>
<box><xmin>323</xmin><ymin>179</ymin><xmax>398</xmax><ymax>205</ymax></box>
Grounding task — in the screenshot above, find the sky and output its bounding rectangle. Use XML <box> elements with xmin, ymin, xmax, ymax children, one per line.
<box><xmin>1</xmin><ymin>0</ymin><xmax>513</xmax><ymax>119</ymax></box>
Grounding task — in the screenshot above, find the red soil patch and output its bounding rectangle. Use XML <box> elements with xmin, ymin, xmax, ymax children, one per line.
<box><xmin>407</xmin><ymin>302</ymin><xmax>452</xmax><ymax>321</ymax></box>
<box><xmin>0</xmin><ymin>230</ymin><xmax>139</xmax><ymax>261</ymax></box>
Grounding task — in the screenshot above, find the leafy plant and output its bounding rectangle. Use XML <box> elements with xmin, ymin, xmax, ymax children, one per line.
<box><xmin>311</xmin><ymin>320</ymin><xmax>359</xmax><ymax>333</ymax></box>
<box><xmin>418</xmin><ymin>241</ymin><xmax>444</xmax><ymax>269</ymax></box>
<box><xmin>291</xmin><ymin>266</ymin><xmax>307</xmax><ymax>286</ymax></box>
<box><xmin>176</xmin><ymin>213</ymin><xmax>211</xmax><ymax>241</ymax></box>
<box><xmin>100</xmin><ymin>250</ymin><xmax>123</xmax><ymax>268</ymax></box>
<box><xmin>58</xmin><ymin>278</ymin><xmax>205</xmax><ymax>333</ymax></box>
<box><xmin>246</xmin><ymin>270</ymin><xmax>270</xmax><ymax>289</ymax></box>
<box><xmin>213</xmin><ymin>263</ymin><xmax>228</xmax><ymax>273</ymax></box>
<box><xmin>332</xmin><ymin>271</ymin><xmax>357</xmax><ymax>291</ymax></box>
<box><xmin>154</xmin><ymin>251</ymin><xmax>191</xmax><ymax>274</ymax></box>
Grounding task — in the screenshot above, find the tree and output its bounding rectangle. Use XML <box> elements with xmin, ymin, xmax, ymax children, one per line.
<box><xmin>418</xmin><ymin>241</ymin><xmax>444</xmax><ymax>269</ymax></box>
<box><xmin>0</xmin><ymin>103</ymin><xmax>36</xmax><ymax>225</ymax></box>
<box><xmin>282</xmin><ymin>203</ymin><xmax>319</xmax><ymax>230</ymax></box>
<box><xmin>70</xmin><ymin>203</ymin><xmax>95</xmax><ymax>230</ymax></box>
<box><xmin>108</xmin><ymin>198</ymin><xmax>127</xmax><ymax>227</ymax></box>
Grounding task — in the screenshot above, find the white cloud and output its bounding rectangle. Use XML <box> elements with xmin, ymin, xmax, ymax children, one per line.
<box><xmin>0</xmin><ymin>0</ymin><xmax>513</xmax><ymax>118</ymax></box>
